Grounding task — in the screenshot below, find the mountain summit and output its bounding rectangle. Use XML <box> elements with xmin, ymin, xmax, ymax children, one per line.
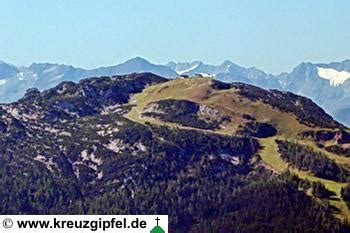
<box><xmin>1</xmin><ymin>57</ymin><xmax>350</xmax><ymax>126</ymax></box>
<box><xmin>0</xmin><ymin>73</ymin><xmax>349</xmax><ymax>231</ymax></box>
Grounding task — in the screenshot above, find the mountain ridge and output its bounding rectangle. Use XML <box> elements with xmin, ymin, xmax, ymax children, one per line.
<box><xmin>1</xmin><ymin>57</ymin><xmax>350</xmax><ymax>126</ymax></box>
<box><xmin>1</xmin><ymin>73</ymin><xmax>349</xmax><ymax>231</ymax></box>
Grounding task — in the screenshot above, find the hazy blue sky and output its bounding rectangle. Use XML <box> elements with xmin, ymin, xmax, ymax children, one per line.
<box><xmin>1</xmin><ymin>0</ymin><xmax>349</xmax><ymax>73</ymax></box>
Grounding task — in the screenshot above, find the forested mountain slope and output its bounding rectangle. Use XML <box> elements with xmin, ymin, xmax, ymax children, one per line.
<box><xmin>0</xmin><ymin>73</ymin><xmax>349</xmax><ymax>232</ymax></box>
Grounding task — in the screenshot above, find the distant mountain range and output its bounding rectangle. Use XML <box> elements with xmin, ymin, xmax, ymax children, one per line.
<box><xmin>1</xmin><ymin>57</ymin><xmax>350</xmax><ymax>125</ymax></box>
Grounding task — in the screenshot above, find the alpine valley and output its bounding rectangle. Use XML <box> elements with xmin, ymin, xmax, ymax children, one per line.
<box><xmin>1</xmin><ymin>71</ymin><xmax>350</xmax><ymax>232</ymax></box>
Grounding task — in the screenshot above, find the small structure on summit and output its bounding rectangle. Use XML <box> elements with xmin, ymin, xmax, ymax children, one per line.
<box><xmin>150</xmin><ymin>217</ymin><xmax>165</xmax><ymax>233</ymax></box>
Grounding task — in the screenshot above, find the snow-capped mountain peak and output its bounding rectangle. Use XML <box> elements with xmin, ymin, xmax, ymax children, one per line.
<box><xmin>166</xmin><ymin>61</ymin><xmax>202</xmax><ymax>75</ymax></box>
<box><xmin>317</xmin><ymin>67</ymin><xmax>350</xmax><ymax>86</ymax></box>
<box><xmin>2</xmin><ymin>57</ymin><xmax>350</xmax><ymax>126</ymax></box>
<box><xmin>0</xmin><ymin>79</ymin><xmax>7</xmax><ymax>85</ymax></box>
<box><xmin>175</xmin><ymin>63</ymin><xmax>200</xmax><ymax>74</ymax></box>
<box><xmin>221</xmin><ymin>60</ymin><xmax>234</xmax><ymax>67</ymax></box>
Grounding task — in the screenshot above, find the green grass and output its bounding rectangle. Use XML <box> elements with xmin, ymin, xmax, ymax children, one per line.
<box><xmin>294</xmin><ymin>169</ymin><xmax>350</xmax><ymax>220</ymax></box>
<box><xmin>125</xmin><ymin>77</ymin><xmax>212</xmax><ymax>125</ymax></box>
<box><xmin>258</xmin><ymin>137</ymin><xmax>350</xmax><ymax>221</ymax></box>
<box><xmin>125</xmin><ymin>77</ymin><xmax>311</xmax><ymax>137</ymax></box>
<box><xmin>302</xmin><ymin>140</ymin><xmax>350</xmax><ymax>166</ymax></box>
<box><xmin>259</xmin><ymin>137</ymin><xmax>288</xmax><ymax>172</ymax></box>
<box><xmin>124</xmin><ymin>77</ymin><xmax>350</xmax><ymax>221</ymax></box>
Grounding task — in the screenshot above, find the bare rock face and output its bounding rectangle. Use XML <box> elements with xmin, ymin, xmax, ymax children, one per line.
<box><xmin>334</xmin><ymin>130</ymin><xmax>350</xmax><ymax>144</ymax></box>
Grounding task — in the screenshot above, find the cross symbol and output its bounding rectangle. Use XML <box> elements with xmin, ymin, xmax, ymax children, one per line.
<box><xmin>155</xmin><ymin>217</ymin><xmax>160</xmax><ymax>226</ymax></box>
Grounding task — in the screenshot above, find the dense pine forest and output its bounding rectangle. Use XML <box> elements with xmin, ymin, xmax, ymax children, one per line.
<box><xmin>276</xmin><ymin>140</ymin><xmax>350</xmax><ymax>182</ymax></box>
<box><xmin>1</xmin><ymin>73</ymin><xmax>350</xmax><ymax>232</ymax></box>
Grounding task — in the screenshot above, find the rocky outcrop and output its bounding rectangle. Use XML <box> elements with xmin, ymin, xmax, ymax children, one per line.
<box><xmin>142</xmin><ymin>99</ymin><xmax>231</xmax><ymax>130</ymax></box>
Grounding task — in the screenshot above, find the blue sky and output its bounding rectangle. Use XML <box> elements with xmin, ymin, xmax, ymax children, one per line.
<box><xmin>0</xmin><ymin>0</ymin><xmax>349</xmax><ymax>74</ymax></box>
